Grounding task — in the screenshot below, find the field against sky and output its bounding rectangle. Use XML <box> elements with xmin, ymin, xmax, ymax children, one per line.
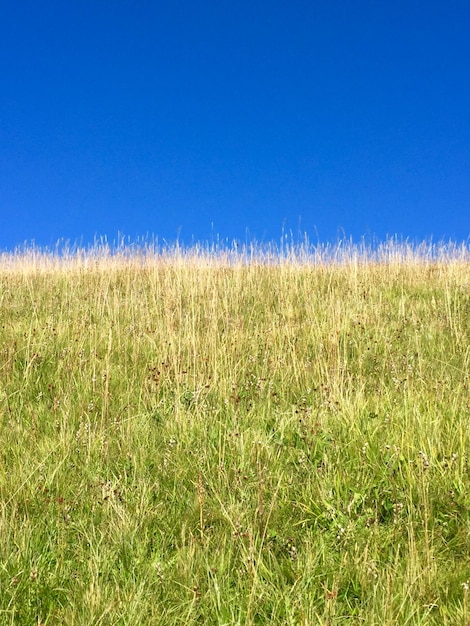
<box><xmin>0</xmin><ymin>243</ymin><xmax>469</xmax><ymax>623</ymax></box>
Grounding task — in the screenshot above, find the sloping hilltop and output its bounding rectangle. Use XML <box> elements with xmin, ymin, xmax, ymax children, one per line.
<box><xmin>0</xmin><ymin>245</ymin><xmax>469</xmax><ymax>624</ymax></box>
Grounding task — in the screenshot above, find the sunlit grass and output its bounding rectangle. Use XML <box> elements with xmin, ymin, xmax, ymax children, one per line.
<box><xmin>0</xmin><ymin>238</ymin><xmax>469</xmax><ymax>624</ymax></box>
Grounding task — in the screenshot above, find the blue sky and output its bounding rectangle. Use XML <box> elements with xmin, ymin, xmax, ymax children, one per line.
<box><xmin>1</xmin><ymin>0</ymin><xmax>469</xmax><ymax>251</ymax></box>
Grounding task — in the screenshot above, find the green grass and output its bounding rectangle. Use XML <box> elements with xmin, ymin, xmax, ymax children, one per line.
<box><xmin>0</xmin><ymin>241</ymin><xmax>469</xmax><ymax>624</ymax></box>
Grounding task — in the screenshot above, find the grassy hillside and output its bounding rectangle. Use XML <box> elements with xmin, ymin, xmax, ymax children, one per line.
<box><xmin>1</xmin><ymin>243</ymin><xmax>469</xmax><ymax>624</ymax></box>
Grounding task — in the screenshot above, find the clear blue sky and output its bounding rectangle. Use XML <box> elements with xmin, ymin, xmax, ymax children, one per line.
<box><xmin>1</xmin><ymin>0</ymin><xmax>469</xmax><ymax>250</ymax></box>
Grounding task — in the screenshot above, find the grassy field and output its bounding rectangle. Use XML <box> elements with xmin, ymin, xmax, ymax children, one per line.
<box><xmin>1</xmin><ymin>241</ymin><xmax>469</xmax><ymax>625</ymax></box>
